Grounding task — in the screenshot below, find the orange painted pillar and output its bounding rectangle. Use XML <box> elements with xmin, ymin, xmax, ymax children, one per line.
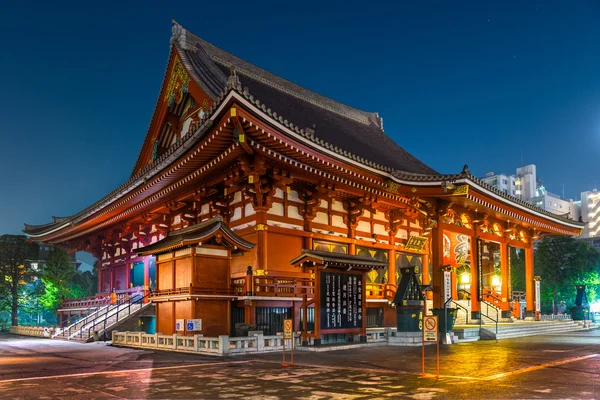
<box><xmin>431</xmin><ymin>222</ymin><xmax>444</xmax><ymax>309</ymax></box>
<box><xmin>256</xmin><ymin>211</ymin><xmax>268</xmax><ymax>271</ymax></box>
<box><xmin>388</xmin><ymin>244</ymin><xmax>396</xmax><ymax>289</ymax></box>
<box><xmin>525</xmin><ymin>246</ymin><xmax>535</xmax><ymax>320</ymax></box>
<box><xmin>423</xmin><ymin>248</ymin><xmax>432</xmax><ymax>300</ymax></box>
<box><xmin>470</xmin><ymin>234</ymin><xmax>481</xmax><ymax>320</ymax></box>
<box><xmin>499</xmin><ymin>243</ymin><xmax>511</xmax><ymax>319</ymax></box>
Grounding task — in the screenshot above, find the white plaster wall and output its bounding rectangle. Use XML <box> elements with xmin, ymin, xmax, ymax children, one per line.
<box><xmin>230</xmin><ymin>207</ymin><xmax>242</xmax><ymax>222</ymax></box>
<box><xmin>373</xmin><ymin>223</ymin><xmax>387</xmax><ymax>236</ymax></box>
<box><xmin>274</xmin><ymin>188</ymin><xmax>284</xmax><ymax>199</ymax></box>
<box><xmin>357</xmin><ymin>220</ymin><xmax>371</xmax><ymax>233</ymax></box>
<box><xmin>231</xmin><ymin>191</ymin><xmax>242</xmax><ymax>205</ymax></box>
<box><xmin>332</xmin><ymin>200</ymin><xmax>344</xmax><ymax>212</ymax></box>
<box><xmin>288</xmin><ymin>190</ymin><xmax>300</xmax><ymax>202</ymax></box>
<box><xmin>314</xmin><ymin>211</ymin><xmax>328</xmax><ymax>225</ymax></box>
<box><xmin>200</xmin><ymin>204</ymin><xmax>210</xmax><ymax>215</ymax></box>
<box><xmin>288</xmin><ymin>205</ymin><xmax>303</xmax><ymax>220</ymax></box>
<box><xmin>396</xmin><ymin>229</ymin><xmax>408</xmax><ymax>239</ymax></box>
<box><xmin>245</xmin><ymin>203</ymin><xmax>256</xmax><ymax>217</ymax></box>
<box><xmin>268</xmin><ymin>202</ymin><xmax>285</xmax><ymax>216</ymax></box>
<box><xmin>331</xmin><ymin>215</ymin><xmax>346</xmax><ymax>229</ymax></box>
<box><xmin>373</xmin><ymin>211</ymin><xmax>387</xmax><ymax>222</ymax></box>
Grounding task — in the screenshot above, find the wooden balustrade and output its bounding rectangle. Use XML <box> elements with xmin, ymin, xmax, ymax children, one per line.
<box><xmin>151</xmin><ymin>286</ymin><xmax>234</xmax><ymax>297</ymax></box>
<box><xmin>365</xmin><ymin>283</ymin><xmax>397</xmax><ymax>300</ymax></box>
<box><xmin>60</xmin><ymin>286</ymin><xmax>147</xmax><ymax>309</ymax></box>
<box><xmin>231</xmin><ymin>272</ymin><xmax>314</xmax><ymax>298</ymax></box>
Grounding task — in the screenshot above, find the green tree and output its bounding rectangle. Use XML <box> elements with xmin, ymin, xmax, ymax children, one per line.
<box><xmin>0</xmin><ymin>235</ymin><xmax>39</xmax><ymax>326</ymax></box>
<box><xmin>535</xmin><ymin>236</ymin><xmax>600</xmax><ymax>313</ymax></box>
<box><xmin>510</xmin><ymin>247</ymin><xmax>526</xmax><ymax>292</ymax></box>
<box><xmin>42</xmin><ymin>246</ymin><xmax>77</xmax><ymax>311</ymax></box>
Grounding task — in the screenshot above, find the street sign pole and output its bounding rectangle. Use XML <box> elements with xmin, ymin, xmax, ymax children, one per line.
<box><xmin>282</xmin><ymin>319</ymin><xmax>294</xmax><ymax>366</ymax></box>
<box><xmin>422</xmin><ymin>315</ymin><xmax>439</xmax><ymax>378</ymax></box>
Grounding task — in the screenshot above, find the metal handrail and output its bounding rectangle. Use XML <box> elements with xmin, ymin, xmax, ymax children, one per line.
<box><xmin>479</xmin><ymin>301</ymin><xmax>499</xmax><ymax>343</ymax></box>
<box><xmin>71</xmin><ymin>295</ymin><xmax>133</xmax><ymax>340</ymax></box>
<box><xmin>62</xmin><ymin>302</ymin><xmax>114</xmax><ymax>338</ymax></box>
<box><xmin>445</xmin><ymin>298</ymin><xmax>469</xmax><ymax>325</ymax></box>
<box><xmin>57</xmin><ymin>303</ymin><xmax>100</xmax><ymax>331</ymax></box>
<box><xmin>86</xmin><ymin>293</ymin><xmax>151</xmax><ymax>341</ymax></box>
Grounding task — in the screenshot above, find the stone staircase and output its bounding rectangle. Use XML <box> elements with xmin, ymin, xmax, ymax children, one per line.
<box><xmin>479</xmin><ymin>320</ymin><xmax>589</xmax><ymax>340</ymax></box>
<box><xmin>453</xmin><ymin>300</ymin><xmax>500</xmax><ymax>325</ymax></box>
<box><xmin>448</xmin><ymin>299</ymin><xmax>593</xmax><ymax>341</ymax></box>
<box><xmin>54</xmin><ymin>299</ymin><xmax>152</xmax><ymax>343</ymax></box>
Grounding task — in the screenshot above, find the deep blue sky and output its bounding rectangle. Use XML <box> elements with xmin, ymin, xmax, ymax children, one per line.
<box><xmin>2</xmin><ymin>1</ymin><xmax>600</xmax><ymax>241</ymax></box>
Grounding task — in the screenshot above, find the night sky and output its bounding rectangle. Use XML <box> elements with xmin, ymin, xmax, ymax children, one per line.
<box><xmin>1</xmin><ymin>1</ymin><xmax>599</xmax><ymax>244</ymax></box>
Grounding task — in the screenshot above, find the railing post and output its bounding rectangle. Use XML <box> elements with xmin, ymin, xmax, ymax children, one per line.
<box><xmin>257</xmin><ymin>334</ymin><xmax>264</xmax><ymax>351</ymax></box>
<box><xmin>219</xmin><ymin>335</ymin><xmax>230</xmax><ymax>355</ymax></box>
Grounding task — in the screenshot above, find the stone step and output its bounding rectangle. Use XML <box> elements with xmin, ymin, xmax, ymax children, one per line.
<box><xmin>480</xmin><ymin>322</ymin><xmax>586</xmax><ymax>340</ymax></box>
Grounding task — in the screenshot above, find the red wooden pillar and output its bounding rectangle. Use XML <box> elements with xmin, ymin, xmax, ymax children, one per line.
<box><xmin>97</xmin><ymin>267</ymin><xmax>102</xmax><ymax>294</ymax></box>
<box><xmin>525</xmin><ymin>245</ymin><xmax>535</xmax><ymax>320</ymax></box>
<box><xmin>388</xmin><ymin>243</ymin><xmax>396</xmax><ymax>290</ymax></box>
<box><xmin>423</xmin><ymin>249</ymin><xmax>432</xmax><ymax>300</ymax></box>
<box><xmin>110</xmin><ymin>267</ymin><xmax>115</xmax><ymax>292</ymax></box>
<box><xmin>470</xmin><ymin>233</ymin><xmax>481</xmax><ymax>320</ymax></box>
<box><xmin>360</xmin><ymin>273</ymin><xmax>367</xmax><ymax>342</ymax></box>
<box><xmin>500</xmin><ymin>243</ymin><xmax>511</xmax><ymax>319</ymax></box>
<box><xmin>256</xmin><ymin>211</ymin><xmax>268</xmax><ymax>271</ymax></box>
<box><xmin>431</xmin><ymin>221</ymin><xmax>444</xmax><ymax>309</ymax></box>
<box><xmin>313</xmin><ymin>267</ymin><xmax>321</xmax><ymax>345</ymax></box>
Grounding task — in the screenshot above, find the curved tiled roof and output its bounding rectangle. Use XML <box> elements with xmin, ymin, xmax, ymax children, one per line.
<box><xmin>24</xmin><ymin>23</ymin><xmax>582</xmax><ymax>239</ymax></box>
<box><xmin>176</xmin><ymin>24</ymin><xmax>437</xmax><ymax>175</ymax></box>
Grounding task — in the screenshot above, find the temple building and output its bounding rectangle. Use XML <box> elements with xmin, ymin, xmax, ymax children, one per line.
<box><xmin>25</xmin><ymin>22</ymin><xmax>583</xmax><ymax>343</ymax></box>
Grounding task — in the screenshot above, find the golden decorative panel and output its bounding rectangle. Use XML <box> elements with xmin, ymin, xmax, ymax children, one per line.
<box><xmin>164</xmin><ymin>57</ymin><xmax>190</xmax><ymax>104</ymax></box>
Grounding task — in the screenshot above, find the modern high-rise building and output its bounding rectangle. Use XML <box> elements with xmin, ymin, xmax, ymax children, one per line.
<box><xmin>581</xmin><ymin>189</ymin><xmax>600</xmax><ymax>238</ymax></box>
<box><xmin>482</xmin><ymin>164</ymin><xmax>581</xmax><ymax>222</ymax></box>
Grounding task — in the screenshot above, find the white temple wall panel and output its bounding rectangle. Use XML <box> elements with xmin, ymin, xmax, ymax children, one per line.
<box><xmin>230</xmin><ymin>207</ymin><xmax>242</xmax><ymax>221</ymax></box>
<box><xmin>331</xmin><ymin>200</ymin><xmax>344</xmax><ymax>212</ymax></box>
<box><xmin>287</xmin><ymin>205</ymin><xmax>303</xmax><ymax>220</ymax></box>
<box><xmin>245</xmin><ymin>203</ymin><xmax>256</xmax><ymax>217</ymax></box>
<box><xmin>268</xmin><ymin>202</ymin><xmax>285</xmax><ymax>217</ymax></box>
<box><xmin>331</xmin><ymin>215</ymin><xmax>346</xmax><ymax>229</ymax></box>
<box><xmin>314</xmin><ymin>212</ymin><xmax>328</xmax><ymax>225</ymax></box>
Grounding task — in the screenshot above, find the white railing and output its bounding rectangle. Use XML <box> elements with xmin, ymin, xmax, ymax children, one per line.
<box><xmin>540</xmin><ymin>314</ymin><xmax>572</xmax><ymax>321</ymax></box>
<box><xmin>112</xmin><ymin>331</ymin><xmax>300</xmax><ymax>355</ymax></box>
<box><xmin>366</xmin><ymin>328</ymin><xmax>394</xmax><ymax>342</ymax></box>
<box><xmin>9</xmin><ymin>326</ymin><xmax>54</xmax><ymax>338</ymax></box>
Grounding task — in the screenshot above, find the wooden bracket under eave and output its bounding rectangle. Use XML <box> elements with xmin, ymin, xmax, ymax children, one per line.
<box><xmin>232</xmin><ymin>114</ymin><xmax>254</xmax><ymax>155</ymax></box>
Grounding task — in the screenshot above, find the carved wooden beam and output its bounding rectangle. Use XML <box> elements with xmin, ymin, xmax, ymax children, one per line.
<box><xmin>232</xmin><ymin>116</ymin><xmax>253</xmax><ymax>155</ymax></box>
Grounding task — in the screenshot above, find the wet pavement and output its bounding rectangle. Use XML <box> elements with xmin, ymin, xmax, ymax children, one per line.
<box><xmin>1</xmin><ymin>331</ymin><xmax>600</xmax><ymax>399</ymax></box>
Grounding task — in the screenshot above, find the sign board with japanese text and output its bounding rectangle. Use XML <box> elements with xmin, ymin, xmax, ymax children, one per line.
<box><xmin>405</xmin><ymin>235</ymin><xmax>428</xmax><ymax>252</ymax></box>
<box><xmin>423</xmin><ymin>316</ymin><xmax>438</xmax><ymax>342</ymax></box>
<box><xmin>319</xmin><ymin>272</ymin><xmax>363</xmax><ymax>330</ymax></box>
<box><xmin>535</xmin><ymin>280</ymin><xmax>541</xmax><ymax>313</ymax></box>
<box><xmin>442</xmin><ymin>271</ymin><xmax>452</xmax><ymax>304</ymax></box>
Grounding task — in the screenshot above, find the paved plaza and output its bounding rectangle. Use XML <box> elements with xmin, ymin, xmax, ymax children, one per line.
<box><xmin>1</xmin><ymin>331</ymin><xmax>600</xmax><ymax>399</ymax></box>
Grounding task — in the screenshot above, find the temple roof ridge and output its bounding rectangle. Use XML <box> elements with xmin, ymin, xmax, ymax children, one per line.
<box><xmin>171</xmin><ymin>21</ymin><xmax>379</xmax><ymax>127</ymax></box>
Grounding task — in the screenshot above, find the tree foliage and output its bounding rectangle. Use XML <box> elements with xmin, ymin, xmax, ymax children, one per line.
<box><xmin>0</xmin><ymin>235</ymin><xmax>39</xmax><ymax>326</ymax></box>
<box><xmin>535</xmin><ymin>236</ymin><xmax>600</xmax><ymax>313</ymax></box>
